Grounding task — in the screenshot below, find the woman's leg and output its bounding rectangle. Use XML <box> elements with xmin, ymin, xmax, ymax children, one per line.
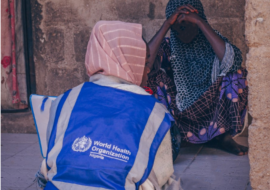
<box><xmin>215</xmin><ymin>132</ymin><xmax>248</xmax><ymax>156</ymax></box>
<box><xmin>214</xmin><ymin>68</ymin><xmax>249</xmax><ymax>155</ymax></box>
<box><xmin>148</xmin><ymin>68</ymin><xmax>249</xmax><ymax>156</ymax></box>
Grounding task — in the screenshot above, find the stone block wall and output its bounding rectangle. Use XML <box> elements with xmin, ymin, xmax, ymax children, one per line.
<box><xmin>201</xmin><ymin>0</ymin><xmax>248</xmax><ymax>65</ymax></box>
<box><xmin>30</xmin><ymin>0</ymin><xmax>247</xmax><ymax>96</ymax></box>
<box><xmin>245</xmin><ymin>0</ymin><xmax>270</xmax><ymax>189</ymax></box>
<box><xmin>31</xmin><ymin>0</ymin><xmax>167</xmax><ymax>96</ymax></box>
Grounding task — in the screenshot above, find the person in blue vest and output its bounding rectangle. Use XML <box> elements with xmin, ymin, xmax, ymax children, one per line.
<box><xmin>37</xmin><ymin>21</ymin><xmax>181</xmax><ymax>190</ymax></box>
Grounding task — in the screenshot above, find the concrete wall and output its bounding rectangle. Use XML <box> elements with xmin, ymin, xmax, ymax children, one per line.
<box><xmin>30</xmin><ymin>0</ymin><xmax>166</xmax><ymax>96</ymax></box>
<box><xmin>30</xmin><ymin>0</ymin><xmax>247</xmax><ymax>96</ymax></box>
<box><xmin>201</xmin><ymin>0</ymin><xmax>247</xmax><ymax>64</ymax></box>
<box><xmin>245</xmin><ymin>0</ymin><xmax>270</xmax><ymax>189</ymax></box>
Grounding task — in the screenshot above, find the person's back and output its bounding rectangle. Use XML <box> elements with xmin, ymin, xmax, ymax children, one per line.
<box><xmin>36</xmin><ymin>21</ymin><xmax>177</xmax><ymax>190</ymax></box>
<box><xmin>45</xmin><ymin>81</ymin><xmax>172</xmax><ymax>189</ymax></box>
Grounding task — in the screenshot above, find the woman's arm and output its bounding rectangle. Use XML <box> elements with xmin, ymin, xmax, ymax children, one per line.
<box><xmin>147</xmin><ymin>21</ymin><xmax>171</xmax><ymax>70</ymax></box>
<box><xmin>197</xmin><ymin>19</ymin><xmax>225</xmax><ymax>61</ymax></box>
<box><xmin>148</xmin><ymin>5</ymin><xmax>197</xmax><ymax>69</ymax></box>
<box><xmin>177</xmin><ymin>13</ymin><xmax>226</xmax><ymax>61</ymax></box>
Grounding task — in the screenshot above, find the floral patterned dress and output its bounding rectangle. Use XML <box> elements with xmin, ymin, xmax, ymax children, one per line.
<box><xmin>148</xmin><ymin>38</ymin><xmax>248</xmax><ymax>146</ymax></box>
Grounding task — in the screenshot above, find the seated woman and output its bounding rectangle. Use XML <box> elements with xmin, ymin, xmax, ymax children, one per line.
<box><xmin>37</xmin><ymin>21</ymin><xmax>179</xmax><ymax>190</ymax></box>
<box><xmin>147</xmin><ymin>0</ymin><xmax>248</xmax><ymax>156</ymax></box>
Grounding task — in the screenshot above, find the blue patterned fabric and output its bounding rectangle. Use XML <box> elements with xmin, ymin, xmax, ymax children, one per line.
<box><xmin>165</xmin><ymin>0</ymin><xmax>242</xmax><ymax>111</ymax></box>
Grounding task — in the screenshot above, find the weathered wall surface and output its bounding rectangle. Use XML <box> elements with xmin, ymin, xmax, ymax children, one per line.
<box><xmin>245</xmin><ymin>0</ymin><xmax>270</xmax><ymax>189</ymax></box>
<box><xmin>201</xmin><ymin>0</ymin><xmax>248</xmax><ymax>64</ymax></box>
<box><xmin>1</xmin><ymin>112</ymin><xmax>36</xmax><ymax>133</ymax></box>
<box><xmin>30</xmin><ymin>0</ymin><xmax>167</xmax><ymax>96</ymax></box>
<box><xmin>30</xmin><ymin>0</ymin><xmax>247</xmax><ymax>96</ymax></box>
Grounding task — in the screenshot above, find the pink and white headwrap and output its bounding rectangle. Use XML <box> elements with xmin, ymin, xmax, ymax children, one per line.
<box><xmin>85</xmin><ymin>21</ymin><xmax>146</xmax><ymax>86</ymax></box>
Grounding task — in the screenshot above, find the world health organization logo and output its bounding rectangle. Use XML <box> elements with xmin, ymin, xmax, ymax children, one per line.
<box><xmin>72</xmin><ymin>136</ymin><xmax>92</xmax><ymax>152</ymax></box>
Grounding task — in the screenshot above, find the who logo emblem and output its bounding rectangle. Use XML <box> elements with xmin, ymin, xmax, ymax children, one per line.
<box><xmin>72</xmin><ymin>136</ymin><xmax>92</xmax><ymax>152</ymax></box>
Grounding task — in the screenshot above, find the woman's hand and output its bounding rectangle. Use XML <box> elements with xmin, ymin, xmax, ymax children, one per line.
<box><xmin>147</xmin><ymin>5</ymin><xmax>198</xmax><ymax>70</ymax></box>
<box><xmin>166</xmin><ymin>5</ymin><xmax>198</xmax><ymax>26</ymax></box>
<box><xmin>176</xmin><ymin>11</ymin><xmax>225</xmax><ymax>61</ymax></box>
<box><xmin>177</xmin><ymin>12</ymin><xmax>202</xmax><ymax>25</ymax></box>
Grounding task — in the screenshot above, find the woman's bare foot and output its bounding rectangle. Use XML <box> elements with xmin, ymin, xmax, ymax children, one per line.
<box><xmin>215</xmin><ymin>132</ymin><xmax>248</xmax><ymax>156</ymax></box>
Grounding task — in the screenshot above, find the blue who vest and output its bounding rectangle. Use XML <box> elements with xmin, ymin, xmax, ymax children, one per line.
<box><xmin>43</xmin><ymin>82</ymin><xmax>172</xmax><ymax>190</ymax></box>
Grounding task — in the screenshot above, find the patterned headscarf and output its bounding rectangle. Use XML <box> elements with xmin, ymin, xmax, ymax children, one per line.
<box><xmin>85</xmin><ymin>21</ymin><xmax>146</xmax><ymax>86</ymax></box>
<box><xmin>165</xmin><ymin>0</ymin><xmax>242</xmax><ymax>111</ymax></box>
